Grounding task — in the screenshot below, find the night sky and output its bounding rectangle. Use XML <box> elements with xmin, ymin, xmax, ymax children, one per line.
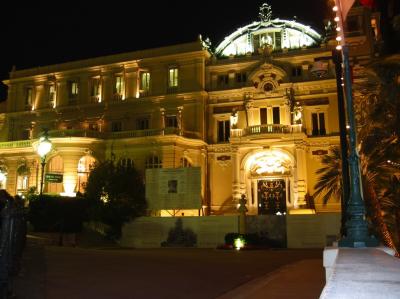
<box><xmin>0</xmin><ymin>0</ymin><xmax>330</xmax><ymax>100</ymax></box>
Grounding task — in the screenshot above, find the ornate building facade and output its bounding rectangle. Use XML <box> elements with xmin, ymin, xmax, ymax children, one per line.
<box><xmin>0</xmin><ymin>4</ymin><xmax>379</xmax><ymax>217</ymax></box>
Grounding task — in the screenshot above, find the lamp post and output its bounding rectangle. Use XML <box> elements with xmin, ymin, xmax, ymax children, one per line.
<box><xmin>37</xmin><ymin>131</ymin><xmax>52</xmax><ymax>196</ymax></box>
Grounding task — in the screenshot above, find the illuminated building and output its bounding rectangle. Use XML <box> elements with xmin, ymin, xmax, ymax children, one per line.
<box><xmin>0</xmin><ymin>3</ymin><xmax>379</xmax><ymax>216</ymax></box>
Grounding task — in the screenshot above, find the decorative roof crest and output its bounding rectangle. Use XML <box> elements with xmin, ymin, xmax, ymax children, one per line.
<box><xmin>259</xmin><ymin>3</ymin><xmax>272</xmax><ymax>22</ymax></box>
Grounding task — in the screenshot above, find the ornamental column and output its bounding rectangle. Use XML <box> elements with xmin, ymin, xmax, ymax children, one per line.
<box><xmin>231</xmin><ymin>146</ymin><xmax>241</xmax><ymax>203</ymax></box>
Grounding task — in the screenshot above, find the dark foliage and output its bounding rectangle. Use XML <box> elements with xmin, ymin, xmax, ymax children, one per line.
<box><xmin>84</xmin><ymin>159</ymin><xmax>146</xmax><ymax>240</ymax></box>
<box><xmin>28</xmin><ymin>194</ymin><xmax>87</xmax><ymax>233</ymax></box>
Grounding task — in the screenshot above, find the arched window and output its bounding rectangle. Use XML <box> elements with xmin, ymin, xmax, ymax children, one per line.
<box><xmin>145</xmin><ymin>155</ymin><xmax>162</xmax><ymax>169</ymax></box>
<box><xmin>47</xmin><ymin>156</ymin><xmax>63</xmax><ymax>194</ymax></box>
<box><xmin>0</xmin><ymin>166</ymin><xmax>7</xmax><ymax>190</ymax></box>
<box><xmin>180</xmin><ymin>157</ymin><xmax>192</xmax><ymax>168</ymax></box>
<box><xmin>77</xmin><ymin>156</ymin><xmax>96</xmax><ymax>193</ymax></box>
<box><xmin>16</xmin><ymin>164</ymin><xmax>30</xmax><ymax>194</ymax></box>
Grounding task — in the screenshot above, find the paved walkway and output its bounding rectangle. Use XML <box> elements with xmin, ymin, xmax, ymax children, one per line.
<box><xmin>13</xmin><ymin>234</ymin><xmax>325</xmax><ymax>299</ymax></box>
<box><xmin>320</xmin><ymin>248</ymin><xmax>400</xmax><ymax>299</ymax></box>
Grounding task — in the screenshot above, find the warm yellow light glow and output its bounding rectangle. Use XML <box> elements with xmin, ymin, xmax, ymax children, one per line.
<box><xmin>37</xmin><ymin>136</ymin><xmax>52</xmax><ymax>157</ymax></box>
<box><xmin>336</xmin><ymin>27</ymin><xmax>341</xmax><ymax>32</ymax></box>
<box><xmin>247</xmin><ymin>150</ymin><xmax>292</xmax><ymax>176</ymax></box>
<box><xmin>334</xmin><ymin>16</ymin><xmax>340</xmax><ymax>22</ymax></box>
<box><xmin>332</xmin><ymin>6</ymin><xmax>338</xmax><ymax>11</ymax></box>
<box><xmin>289</xmin><ymin>209</ymin><xmax>315</xmax><ymax>215</ymax></box>
<box><xmin>336</xmin><ymin>45</ymin><xmax>342</xmax><ymax>50</ymax></box>
<box><xmin>336</xmin><ymin>36</ymin><xmax>342</xmax><ymax>41</ymax></box>
<box><xmin>0</xmin><ymin>172</ymin><xmax>6</xmax><ymax>182</ymax></box>
<box><xmin>234</xmin><ymin>237</ymin><xmax>245</xmax><ymax>250</ymax></box>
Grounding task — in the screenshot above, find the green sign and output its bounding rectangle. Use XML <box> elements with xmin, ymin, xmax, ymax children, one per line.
<box><xmin>45</xmin><ymin>173</ymin><xmax>63</xmax><ymax>183</ymax></box>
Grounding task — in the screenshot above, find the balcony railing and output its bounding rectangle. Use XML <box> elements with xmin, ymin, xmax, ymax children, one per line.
<box><xmin>231</xmin><ymin>124</ymin><xmax>304</xmax><ymax>137</ymax></box>
<box><xmin>0</xmin><ymin>140</ymin><xmax>33</xmax><ymax>149</ymax></box>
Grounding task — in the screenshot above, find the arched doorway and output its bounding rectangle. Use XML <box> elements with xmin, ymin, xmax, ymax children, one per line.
<box><xmin>77</xmin><ymin>155</ymin><xmax>96</xmax><ymax>193</ymax></box>
<box><xmin>16</xmin><ymin>164</ymin><xmax>30</xmax><ymax>195</ymax></box>
<box><xmin>242</xmin><ymin>149</ymin><xmax>294</xmax><ymax>215</ymax></box>
<box><xmin>47</xmin><ymin>155</ymin><xmax>64</xmax><ymax>194</ymax></box>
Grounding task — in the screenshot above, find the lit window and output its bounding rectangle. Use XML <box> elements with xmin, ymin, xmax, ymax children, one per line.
<box><xmin>48</xmin><ymin>84</ymin><xmax>56</xmax><ymax>107</ymax></box>
<box><xmin>114</xmin><ymin>75</ymin><xmax>124</xmax><ymax>99</ymax></box>
<box><xmin>68</xmin><ymin>81</ymin><xmax>79</xmax><ymax>102</ymax></box>
<box><xmin>91</xmin><ymin>78</ymin><xmax>101</xmax><ymax>103</ymax></box>
<box><xmin>292</xmin><ymin>66</ymin><xmax>302</xmax><ymax>77</ymax></box>
<box><xmin>311</xmin><ymin>112</ymin><xmax>326</xmax><ymax>136</ymax></box>
<box><xmin>16</xmin><ymin>164</ymin><xmax>30</xmax><ymax>193</ymax></box>
<box><xmin>168</xmin><ymin>68</ymin><xmax>178</xmax><ymax>88</ymax></box>
<box><xmin>25</xmin><ymin>87</ymin><xmax>33</xmax><ymax>109</ymax></box>
<box><xmin>0</xmin><ymin>166</ymin><xmax>7</xmax><ymax>190</ymax></box>
<box><xmin>77</xmin><ymin>156</ymin><xmax>96</xmax><ymax>193</ymax></box>
<box><xmin>140</xmin><ymin>72</ymin><xmax>151</xmax><ymax>95</ymax></box>
<box><xmin>217</xmin><ymin>120</ymin><xmax>230</xmax><ymax>143</ymax></box>
<box><xmin>145</xmin><ymin>155</ymin><xmax>162</xmax><ymax>169</ymax></box>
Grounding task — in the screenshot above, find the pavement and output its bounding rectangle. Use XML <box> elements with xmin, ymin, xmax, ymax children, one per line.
<box><xmin>13</xmin><ymin>231</ymin><xmax>325</xmax><ymax>299</ymax></box>
<box><xmin>320</xmin><ymin>247</ymin><xmax>400</xmax><ymax>299</ymax></box>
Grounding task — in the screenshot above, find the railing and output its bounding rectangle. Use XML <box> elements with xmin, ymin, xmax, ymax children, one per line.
<box><xmin>48</xmin><ymin>129</ymin><xmax>106</xmax><ymax>139</ymax></box>
<box><xmin>0</xmin><ymin>193</ymin><xmax>27</xmax><ymax>298</ymax></box>
<box><xmin>231</xmin><ymin>124</ymin><xmax>304</xmax><ymax>137</ymax></box>
<box><xmin>0</xmin><ymin>140</ymin><xmax>33</xmax><ymax>149</ymax></box>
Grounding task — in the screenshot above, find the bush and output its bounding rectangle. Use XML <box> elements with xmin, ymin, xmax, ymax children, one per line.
<box><xmin>28</xmin><ymin>195</ymin><xmax>87</xmax><ymax>233</ymax></box>
<box><xmin>161</xmin><ymin>218</ymin><xmax>197</xmax><ymax>247</ymax></box>
<box><xmin>224</xmin><ymin>232</ymin><xmax>285</xmax><ymax>248</ymax></box>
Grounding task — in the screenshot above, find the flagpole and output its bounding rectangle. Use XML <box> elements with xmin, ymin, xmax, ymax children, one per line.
<box><xmin>333</xmin><ymin>0</ymin><xmax>378</xmax><ymax>247</ymax></box>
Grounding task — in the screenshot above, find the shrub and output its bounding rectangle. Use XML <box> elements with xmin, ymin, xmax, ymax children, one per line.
<box><xmin>161</xmin><ymin>218</ymin><xmax>197</xmax><ymax>247</ymax></box>
<box><xmin>224</xmin><ymin>232</ymin><xmax>285</xmax><ymax>248</ymax></box>
<box><xmin>28</xmin><ymin>195</ymin><xmax>87</xmax><ymax>233</ymax></box>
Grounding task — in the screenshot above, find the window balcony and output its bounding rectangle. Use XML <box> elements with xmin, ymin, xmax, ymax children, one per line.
<box><xmin>231</xmin><ymin>124</ymin><xmax>304</xmax><ymax>137</ymax></box>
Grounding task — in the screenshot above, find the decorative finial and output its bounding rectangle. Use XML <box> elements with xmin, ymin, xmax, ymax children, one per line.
<box><xmin>259</xmin><ymin>3</ymin><xmax>272</xmax><ymax>22</ymax></box>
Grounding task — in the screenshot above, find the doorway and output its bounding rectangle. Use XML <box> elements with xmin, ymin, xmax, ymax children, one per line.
<box><xmin>258</xmin><ymin>179</ymin><xmax>286</xmax><ymax>215</ymax></box>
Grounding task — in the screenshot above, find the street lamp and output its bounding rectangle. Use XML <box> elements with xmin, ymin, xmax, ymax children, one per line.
<box><xmin>37</xmin><ymin>131</ymin><xmax>52</xmax><ymax>195</ymax></box>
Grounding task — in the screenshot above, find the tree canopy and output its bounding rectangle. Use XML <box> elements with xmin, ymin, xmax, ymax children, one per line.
<box><xmin>84</xmin><ymin>158</ymin><xmax>147</xmax><ymax>239</ymax></box>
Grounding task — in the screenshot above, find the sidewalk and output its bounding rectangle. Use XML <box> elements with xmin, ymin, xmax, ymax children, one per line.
<box><xmin>217</xmin><ymin>259</ymin><xmax>325</xmax><ymax>299</ymax></box>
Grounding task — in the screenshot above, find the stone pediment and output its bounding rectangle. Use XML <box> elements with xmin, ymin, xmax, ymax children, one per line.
<box><xmin>248</xmin><ymin>62</ymin><xmax>288</xmax><ymax>94</ymax></box>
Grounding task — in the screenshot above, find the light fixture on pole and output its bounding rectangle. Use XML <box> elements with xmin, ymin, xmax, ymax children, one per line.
<box><xmin>37</xmin><ymin>131</ymin><xmax>52</xmax><ymax>195</ymax></box>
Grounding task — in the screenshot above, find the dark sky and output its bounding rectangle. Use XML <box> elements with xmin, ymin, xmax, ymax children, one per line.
<box><xmin>0</xmin><ymin>0</ymin><xmax>329</xmax><ymax>100</ymax></box>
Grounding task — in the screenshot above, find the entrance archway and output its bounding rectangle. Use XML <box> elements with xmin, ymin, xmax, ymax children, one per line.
<box><xmin>241</xmin><ymin>149</ymin><xmax>294</xmax><ymax>215</ymax></box>
<box><xmin>77</xmin><ymin>155</ymin><xmax>96</xmax><ymax>193</ymax></box>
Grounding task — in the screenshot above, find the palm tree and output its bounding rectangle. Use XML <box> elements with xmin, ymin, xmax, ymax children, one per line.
<box><xmin>314</xmin><ymin>56</ymin><xmax>400</xmax><ymax>255</ymax></box>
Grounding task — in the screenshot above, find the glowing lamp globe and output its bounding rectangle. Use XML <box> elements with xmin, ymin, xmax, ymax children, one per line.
<box><xmin>0</xmin><ymin>171</ymin><xmax>6</xmax><ymax>182</ymax></box>
<box><xmin>37</xmin><ymin>136</ymin><xmax>52</xmax><ymax>158</ymax></box>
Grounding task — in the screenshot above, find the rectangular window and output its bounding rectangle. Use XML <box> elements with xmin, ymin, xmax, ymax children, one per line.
<box><xmin>114</xmin><ymin>75</ymin><xmax>124</xmax><ymax>100</ymax></box>
<box><xmin>165</xmin><ymin>115</ymin><xmax>178</xmax><ymax>128</ymax></box>
<box><xmin>319</xmin><ymin>113</ymin><xmax>326</xmax><ymax>135</ymax></box>
<box><xmin>136</xmin><ymin>118</ymin><xmax>149</xmax><ymax>130</ymax></box>
<box><xmin>48</xmin><ymin>84</ymin><xmax>56</xmax><ymax>106</ymax></box>
<box><xmin>235</xmin><ymin>73</ymin><xmax>247</xmax><ymax>83</ymax></box>
<box><xmin>272</xmin><ymin>107</ymin><xmax>280</xmax><ymax>124</ymax></box>
<box><xmin>68</xmin><ymin>81</ymin><xmax>79</xmax><ymax>103</ymax></box>
<box><xmin>217</xmin><ymin>75</ymin><xmax>229</xmax><ymax>88</ymax></box>
<box><xmin>292</xmin><ymin>66</ymin><xmax>302</xmax><ymax>77</ymax></box>
<box><xmin>140</xmin><ymin>72</ymin><xmax>151</xmax><ymax>94</ymax></box>
<box><xmin>217</xmin><ymin>120</ymin><xmax>230</xmax><ymax>143</ymax></box>
<box><xmin>91</xmin><ymin>78</ymin><xmax>101</xmax><ymax>102</ymax></box>
<box><xmin>168</xmin><ymin>68</ymin><xmax>178</xmax><ymax>88</ymax></box>
<box><xmin>111</xmin><ymin>121</ymin><xmax>122</xmax><ymax>132</ymax></box>
<box><xmin>260</xmin><ymin>108</ymin><xmax>268</xmax><ymax>125</ymax></box>
<box><xmin>311</xmin><ymin>112</ymin><xmax>326</xmax><ymax>136</ymax></box>
<box><xmin>25</xmin><ymin>87</ymin><xmax>33</xmax><ymax>108</ymax></box>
